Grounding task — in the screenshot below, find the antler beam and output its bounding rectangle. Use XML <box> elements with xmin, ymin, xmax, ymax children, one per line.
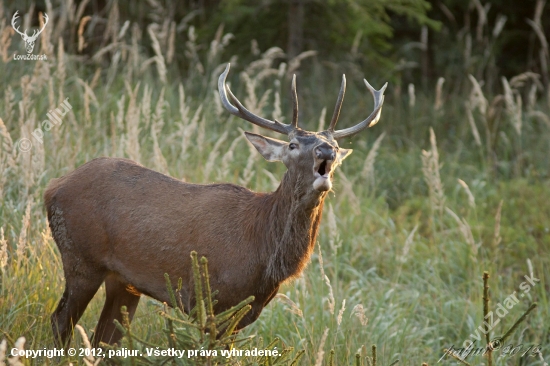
<box><xmin>218</xmin><ymin>64</ymin><xmax>296</xmax><ymax>135</ymax></box>
<box><xmin>327</xmin><ymin>75</ymin><xmax>346</xmax><ymax>132</ymax></box>
<box><xmin>331</xmin><ymin>79</ymin><xmax>387</xmax><ymax>140</ymax></box>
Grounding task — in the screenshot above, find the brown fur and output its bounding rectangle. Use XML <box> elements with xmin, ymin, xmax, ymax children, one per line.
<box><xmin>47</xmin><ymin>149</ymin><xmax>330</xmax><ymax>346</ymax></box>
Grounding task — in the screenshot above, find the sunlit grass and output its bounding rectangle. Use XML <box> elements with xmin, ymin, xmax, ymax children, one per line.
<box><xmin>0</xmin><ymin>4</ymin><xmax>549</xmax><ymax>365</ymax></box>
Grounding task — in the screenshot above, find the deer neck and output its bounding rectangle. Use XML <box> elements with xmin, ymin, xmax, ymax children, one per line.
<box><xmin>259</xmin><ymin>170</ymin><xmax>327</xmax><ymax>285</ymax></box>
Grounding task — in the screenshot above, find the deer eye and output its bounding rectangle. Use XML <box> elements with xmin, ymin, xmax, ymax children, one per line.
<box><xmin>289</xmin><ymin>143</ymin><xmax>298</xmax><ymax>150</ymax></box>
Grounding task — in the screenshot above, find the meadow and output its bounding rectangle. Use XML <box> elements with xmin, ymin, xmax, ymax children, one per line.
<box><xmin>0</xmin><ymin>2</ymin><xmax>549</xmax><ymax>365</ymax></box>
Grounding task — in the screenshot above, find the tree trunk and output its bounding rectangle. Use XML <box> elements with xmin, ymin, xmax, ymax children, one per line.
<box><xmin>287</xmin><ymin>0</ymin><xmax>304</xmax><ymax>59</ymax></box>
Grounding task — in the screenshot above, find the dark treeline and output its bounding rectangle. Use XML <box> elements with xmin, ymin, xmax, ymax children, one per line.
<box><xmin>8</xmin><ymin>0</ymin><xmax>549</xmax><ymax>94</ymax></box>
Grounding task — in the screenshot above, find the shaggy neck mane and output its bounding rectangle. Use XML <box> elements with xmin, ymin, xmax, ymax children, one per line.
<box><xmin>252</xmin><ymin>170</ymin><xmax>326</xmax><ymax>286</ymax></box>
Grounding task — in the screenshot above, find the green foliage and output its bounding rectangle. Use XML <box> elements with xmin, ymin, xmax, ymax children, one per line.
<box><xmin>103</xmin><ymin>252</ymin><xmax>303</xmax><ymax>365</ymax></box>
<box><xmin>0</xmin><ymin>1</ymin><xmax>549</xmax><ymax>365</ymax></box>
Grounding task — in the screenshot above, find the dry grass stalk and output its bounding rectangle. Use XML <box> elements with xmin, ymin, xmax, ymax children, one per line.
<box><xmin>75</xmin><ymin>325</ymin><xmax>101</xmax><ymax>365</ymax></box>
<box><xmin>528</xmin><ymin>84</ymin><xmax>538</xmax><ymax>111</ymax></box>
<box><xmin>167</xmin><ymin>21</ymin><xmax>176</xmax><ymax>64</ymax></box>
<box><xmin>56</xmin><ymin>37</ymin><xmax>66</xmax><ymax>89</ymax></box>
<box><xmin>323</xmin><ymin>274</ymin><xmax>335</xmax><ymax>315</ymax></box>
<box><xmin>180</xmin><ymin>104</ymin><xmax>201</xmax><ymax>160</ymax></box>
<box><xmin>0</xmin><ymin>227</ymin><xmax>7</xmax><ymax>272</ymax></box>
<box><xmin>272</xmin><ymin>91</ymin><xmax>284</xmax><ymax>123</ymax></box>
<box><xmin>0</xmin><ymin>338</ymin><xmax>6</xmax><ymax>364</ymax></box>
<box><xmin>0</xmin><ymin>118</ymin><xmax>15</xmax><ymax>168</ymax></box>
<box><xmin>246</xmin><ymin>47</ymin><xmax>285</xmax><ymax>75</ymax></box>
<box><xmin>104</xmin><ymin>0</ymin><xmax>119</xmax><ymax>45</ymax></box>
<box><xmin>147</xmin><ymin>25</ymin><xmax>167</xmax><ymax>83</ymax></box>
<box><xmin>287</xmin><ymin>50</ymin><xmax>317</xmax><ymax>76</ymax></box>
<box><xmin>361</xmin><ymin>132</ymin><xmax>386</xmax><ymax>188</ymax></box>
<box><xmin>178</xmin><ymin>84</ymin><xmax>189</xmax><ymax>124</ymax></box>
<box><xmin>327</xmin><ymin>203</ymin><xmax>340</xmax><ymax>255</ymax></box>
<box><xmin>492</xmin><ymin>14</ymin><xmax>507</xmax><ymax>38</ymax></box>
<box><xmin>185</xmin><ymin>26</ymin><xmax>204</xmax><ymax>75</ymax></box>
<box><xmin>218</xmin><ymin>133</ymin><xmax>244</xmax><ymax>181</ymax></box>
<box><xmin>314</xmin><ymin>328</ymin><xmax>329</xmax><ymax>366</ymax></box>
<box><xmin>457</xmin><ymin>179</ymin><xmax>476</xmax><ymax>208</ymax></box>
<box><xmin>351</xmin><ymin>304</ymin><xmax>369</xmax><ymax>326</ymax></box>
<box><xmin>203</xmin><ymin>130</ymin><xmax>228</xmax><ymax>180</ymax></box>
<box><xmin>336</xmin><ymin>170</ymin><xmax>360</xmax><ymax>214</ymax></box>
<box><xmin>124</xmin><ymin>82</ymin><xmax>141</xmax><ymax>162</ymax></box>
<box><xmin>492</xmin><ymin>200</ymin><xmax>503</xmax><ymax>250</ymax></box>
<box><xmin>509</xmin><ymin>72</ymin><xmax>543</xmax><ymax>90</ymax></box>
<box><xmin>238</xmin><ymin>150</ymin><xmax>256</xmax><ymax>186</ymax></box>
<box><xmin>472</xmin><ymin>0</ymin><xmax>488</xmax><ymax>42</ymax></box>
<box><xmin>16</xmin><ymin>200</ymin><xmax>33</xmax><ymax>263</ymax></box>
<box><xmin>526</xmin><ymin>17</ymin><xmax>549</xmax><ymax>65</ymax></box>
<box><xmin>141</xmin><ymin>84</ymin><xmax>153</xmax><ymax>129</ymax></box>
<box><xmin>317</xmin><ymin>107</ymin><xmax>327</xmax><ymax>132</ymax></box>
<box><xmin>337</xmin><ymin>299</ymin><xmax>346</xmax><ymax>326</ymax></box>
<box><xmin>445</xmin><ymin>207</ymin><xmax>478</xmax><ymax>261</ymax></box>
<box><xmin>421</xmin><ymin>128</ymin><xmax>446</xmax><ymax>218</ymax></box>
<box><xmin>0</xmin><ymin>26</ymin><xmax>13</xmax><ymax>63</ymax></box>
<box><xmin>528</xmin><ymin>110</ymin><xmax>550</xmax><ymax>127</ymax></box>
<box><xmin>434</xmin><ymin>77</ymin><xmax>445</xmax><ymax>111</ymax></box>
<box><xmin>274</xmin><ymin>293</ymin><xmax>303</xmax><ymax>317</ymax></box>
<box><xmin>502</xmin><ymin>77</ymin><xmax>523</xmax><ymax>135</ymax></box>
<box><xmin>408</xmin><ymin>83</ymin><xmax>416</xmax><ymax>107</ymax></box>
<box><xmin>151</xmin><ymin>124</ymin><xmax>169</xmax><ymax>174</ymax></box>
<box><xmin>196</xmin><ymin>117</ymin><xmax>206</xmax><ymax>153</ymax></box>
<box><xmin>40</xmin><ymin>6</ymin><xmax>53</xmax><ymax>57</ymax></box>
<box><xmin>399</xmin><ymin>224</ymin><xmax>419</xmax><ymax>263</ymax></box>
<box><xmin>31</xmin><ymin>130</ymin><xmax>45</xmax><ymax>183</ymax></box>
<box><xmin>317</xmin><ymin>243</ymin><xmax>335</xmax><ymax>315</ymax></box>
<box><xmin>77</xmin><ymin>15</ymin><xmax>91</xmax><ymax>52</ymax></box>
<box><xmin>152</xmin><ymin>88</ymin><xmax>165</xmax><ymax>135</ymax></box>
<box><xmin>468</xmin><ymin>75</ymin><xmax>488</xmax><ymax>116</ymax></box>
<box><xmin>3</xmin><ymin>86</ymin><xmax>15</xmax><ymax>123</ymax></box>
<box><xmin>1</xmin><ymin>336</ymin><xmax>26</xmax><ymax>366</ymax></box>
<box><xmin>465</xmin><ymin>102</ymin><xmax>482</xmax><ymax>146</ymax></box>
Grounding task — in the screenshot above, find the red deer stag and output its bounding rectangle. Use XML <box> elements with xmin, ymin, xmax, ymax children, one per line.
<box><xmin>46</xmin><ymin>64</ymin><xmax>387</xmax><ymax>347</ymax></box>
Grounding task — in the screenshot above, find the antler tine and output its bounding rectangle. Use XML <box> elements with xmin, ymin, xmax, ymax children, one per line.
<box><xmin>11</xmin><ymin>11</ymin><xmax>25</xmax><ymax>36</ymax></box>
<box><xmin>30</xmin><ymin>12</ymin><xmax>49</xmax><ymax>40</ymax></box>
<box><xmin>332</xmin><ymin>79</ymin><xmax>388</xmax><ymax>140</ymax></box>
<box><xmin>218</xmin><ymin>63</ymin><xmax>294</xmax><ymax>135</ymax></box>
<box><xmin>328</xmin><ymin>74</ymin><xmax>346</xmax><ymax>132</ymax></box>
<box><xmin>291</xmin><ymin>74</ymin><xmax>298</xmax><ymax>128</ymax></box>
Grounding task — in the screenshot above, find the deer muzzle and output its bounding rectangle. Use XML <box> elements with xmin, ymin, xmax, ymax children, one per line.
<box><xmin>313</xmin><ymin>144</ymin><xmax>336</xmax><ymax>191</ymax></box>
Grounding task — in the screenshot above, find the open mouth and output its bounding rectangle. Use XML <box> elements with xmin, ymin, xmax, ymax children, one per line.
<box><xmin>318</xmin><ymin>160</ymin><xmax>327</xmax><ymax>176</ymax></box>
<box><xmin>314</xmin><ymin>160</ymin><xmax>331</xmax><ymax>178</ymax></box>
<box><xmin>313</xmin><ymin>160</ymin><xmax>333</xmax><ymax>191</ymax></box>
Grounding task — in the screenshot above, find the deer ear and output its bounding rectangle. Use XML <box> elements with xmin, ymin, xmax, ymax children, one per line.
<box><xmin>244</xmin><ymin>132</ymin><xmax>286</xmax><ymax>162</ymax></box>
<box><xmin>338</xmin><ymin>148</ymin><xmax>353</xmax><ymax>161</ymax></box>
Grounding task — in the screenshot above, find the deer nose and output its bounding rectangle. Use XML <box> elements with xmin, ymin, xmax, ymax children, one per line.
<box><xmin>315</xmin><ymin>144</ymin><xmax>336</xmax><ymax>161</ymax></box>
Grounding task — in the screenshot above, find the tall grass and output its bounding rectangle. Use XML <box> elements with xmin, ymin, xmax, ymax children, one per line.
<box><xmin>0</xmin><ymin>1</ymin><xmax>549</xmax><ymax>365</ymax></box>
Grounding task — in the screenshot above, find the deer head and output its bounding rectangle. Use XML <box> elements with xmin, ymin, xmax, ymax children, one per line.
<box><xmin>219</xmin><ymin>64</ymin><xmax>387</xmax><ymax>193</ymax></box>
<box><xmin>11</xmin><ymin>11</ymin><xmax>49</xmax><ymax>54</ymax></box>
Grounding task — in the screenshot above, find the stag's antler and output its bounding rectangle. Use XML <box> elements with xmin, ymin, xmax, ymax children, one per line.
<box><xmin>218</xmin><ymin>64</ymin><xmax>297</xmax><ymax>135</ymax></box>
<box><xmin>31</xmin><ymin>13</ymin><xmax>49</xmax><ymax>40</ymax></box>
<box><xmin>330</xmin><ymin>78</ymin><xmax>387</xmax><ymax>140</ymax></box>
<box><xmin>11</xmin><ymin>11</ymin><xmax>26</xmax><ymax>38</ymax></box>
<box><xmin>11</xmin><ymin>11</ymin><xmax>48</xmax><ymax>40</ymax></box>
